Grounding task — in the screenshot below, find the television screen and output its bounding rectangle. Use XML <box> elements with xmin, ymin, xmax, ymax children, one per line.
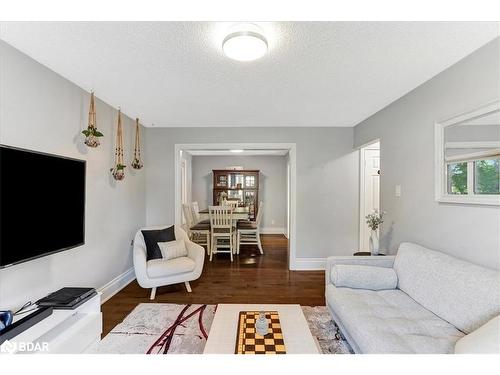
<box><xmin>0</xmin><ymin>145</ymin><xmax>85</xmax><ymax>267</ymax></box>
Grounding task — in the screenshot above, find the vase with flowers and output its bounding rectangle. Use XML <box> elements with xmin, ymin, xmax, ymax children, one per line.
<box><xmin>365</xmin><ymin>209</ymin><xmax>385</xmax><ymax>255</ymax></box>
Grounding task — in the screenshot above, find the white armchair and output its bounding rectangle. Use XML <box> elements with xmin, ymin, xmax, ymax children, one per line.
<box><xmin>133</xmin><ymin>225</ymin><xmax>205</xmax><ymax>300</ymax></box>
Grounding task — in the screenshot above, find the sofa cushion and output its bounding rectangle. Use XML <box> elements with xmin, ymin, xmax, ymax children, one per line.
<box><xmin>454</xmin><ymin>315</ymin><xmax>500</xmax><ymax>354</ymax></box>
<box><xmin>158</xmin><ymin>239</ymin><xmax>188</xmax><ymax>261</ymax></box>
<box><xmin>141</xmin><ymin>226</ymin><xmax>176</xmax><ymax>261</ymax></box>
<box><xmin>326</xmin><ymin>284</ymin><xmax>464</xmax><ymax>353</ymax></box>
<box><xmin>146</xmin><ymin>256</ymin><xmax>196</xmax><ymax>278</ymax></box>
<box><xmin>394</xmin><ymin>242</ymin><xmax>500</xmax><ymax>334</ymax></box>
<box><xmin>331</xmin><ymin>265</ymin><xmax>398</xmax><ymax>291</ymax></box>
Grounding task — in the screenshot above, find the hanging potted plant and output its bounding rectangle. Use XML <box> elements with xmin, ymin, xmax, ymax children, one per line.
<box><xmin>83</xmin><ymin>91</ymin><xmax>104</xmax><ymax>147</ymax></box>
<box><xmin>110</xmin><ymin>109</ymin><xmax>126</xmax><ymax>181</ymax></box>
<box><xmin>131</xmin><ymin>118</ymin><xmax>144</xmax><ymax>170</ymax></box>
<box><xmin>365</xmin><ymin>209</ymin><xmax>385</xmax><ymax>255</ymax></box>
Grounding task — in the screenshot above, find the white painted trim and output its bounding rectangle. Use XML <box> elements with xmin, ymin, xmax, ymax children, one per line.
<box><xmin>444</xmin><ymin>141</ymin><xmax>500</xmax><ymax>149</ymax></box>
<box><xmin>293</xmin><ymin>257</ymin><xmax>326</xmax><ymax>271</ymax></box>
<box><xmin>260</xmin><ymin>227</ymin><xmax>286</xmax><ymax>235</ymax></box>
<box><xmin>98</xmin><ymin>267</ymin><xmax>135</xmax><ymax>304</ymax></box>
<box><xmin>435</xmin><ymin>100</ymin><xmax>500</xmax><ymax>206</ymax></box>
<box><xmin>445</xmin><ymin>149</ymin><xmax>500</xmax><ymax>162</ymax></box>
<box><xmin>174</xmin><ymin>143</ymin><xmax>298</xmax><ymax>270</ymax></box>
<box><xmin>437</xmin><ymin>100</ymin><xmax>500</xmax><ymax>127</ymax></box>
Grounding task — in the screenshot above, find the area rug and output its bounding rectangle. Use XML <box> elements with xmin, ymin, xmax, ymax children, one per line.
<box><xmin>88</xmin><ymin>303</ymin><xmax>352</xmax><ymax>354</ymax></box>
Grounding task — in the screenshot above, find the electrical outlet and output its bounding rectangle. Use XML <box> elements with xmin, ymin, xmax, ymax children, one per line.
<box><xmin>271</xmin><ymin>220</ymin><xmax>275</xmax><ymax>225</ymax></box>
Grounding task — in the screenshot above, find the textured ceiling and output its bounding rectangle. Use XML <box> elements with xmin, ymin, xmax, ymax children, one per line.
<box><xmin>0</xmin><ymin>22</ymin><xmax>498</xmax><ymax>127</ymax></box>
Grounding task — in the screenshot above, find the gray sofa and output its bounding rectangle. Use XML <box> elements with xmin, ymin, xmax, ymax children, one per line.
<box><xmin>325</xmin><ymin>242</ymin><xmax>500</xmax><ymax>354</ymax></box>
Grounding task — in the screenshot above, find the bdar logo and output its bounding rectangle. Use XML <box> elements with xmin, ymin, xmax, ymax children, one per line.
<box><xmin>0</xmin><ymin>340</ymin><xmax>16</xmax><ymax>354</ymax></box>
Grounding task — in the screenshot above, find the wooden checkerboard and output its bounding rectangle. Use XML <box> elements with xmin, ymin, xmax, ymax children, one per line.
<box><xmin>235</xmin><ymin>311</ymin><xmax>286</xmax><ymax>354</ymax></box>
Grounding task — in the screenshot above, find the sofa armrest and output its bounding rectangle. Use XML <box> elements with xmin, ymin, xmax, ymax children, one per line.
<box><xmin>186</xmin><ymin>240</ymin><xmax>205</xmax><ymax>279</ymax></box>
<box><xmin>325</xmin><ymin>255</ymin><xmax>395</xmax><ymax>285</ymax></box>
<box><xmin>133</xmin><ymin>244</ymin><xmax>149</xmax><ymax>287</ymax></box>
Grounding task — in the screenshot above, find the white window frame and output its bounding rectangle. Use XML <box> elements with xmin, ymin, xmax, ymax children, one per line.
<box><xmin>435</xmin><ymin>100</ymin><xmax>500</xmax><ymax>206</ymax></box>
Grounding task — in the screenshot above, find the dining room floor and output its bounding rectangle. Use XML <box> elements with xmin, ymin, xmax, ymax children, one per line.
<box><xmin>101</xmin><ymin>234</ymin><xmax>325</xmax><ymax>337</ymax></box>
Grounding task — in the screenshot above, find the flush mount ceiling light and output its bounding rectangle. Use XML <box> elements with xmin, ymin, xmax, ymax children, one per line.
<box><xmin>222</xmin><ymin>24</ymin><xmax>268</xmax><ymax>62</ymax></box>
<box><xmin>230</xmin><ymin>149</ymin><xmax>244</xmax><ymax>153</ymax></box>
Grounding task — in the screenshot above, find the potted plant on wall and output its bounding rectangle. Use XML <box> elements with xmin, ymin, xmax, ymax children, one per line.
<box><xmin>365</xmin><ymin>209</ymin><xmax>385</xmax><ymax>255</ymax></box>
<box><xmin>131</xmin><ymin>118</ymin><xmax>144</xmax><ymax>170</ymax></box>
<box><xmin>83</xmin><ymin>92</ymin><xmax>104</xmax><ymax>147</ymax></box>
<box><xmin>110</xmin><ymin>109</ymin><xmax>126</xmax><ymax>181</ymax></box>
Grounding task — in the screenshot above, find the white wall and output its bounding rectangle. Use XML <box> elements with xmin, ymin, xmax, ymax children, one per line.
<box><xmin>0</xmin><ymin>41</ymin><xmax>146</xmax><ymax>309</ymax></box>
<box><xmin>191</xmin><ymin>155</ymin><xmax>287</xmax><ymax>232</ymax></box>
<box><xmin>145</xmin><ymin>127</ymin><xmax>360</xmax><ymax>264</ymax></box>
<box><xmin>354</xmin><ymin>38</ymin><xmax>500</xmax><ymax>270</ymax></box>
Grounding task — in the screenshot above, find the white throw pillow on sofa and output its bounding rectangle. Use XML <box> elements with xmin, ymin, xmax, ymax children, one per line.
<box><xmin>331</xmin><ymin>264</ymin><xmax>398</xmax><ymax>290</ymax></box>
<box><xmin>454</xmin><ymin>315</ymin><xmax>500</xmax><ymax>354</ymax></box>
<box><xmin>158</xmin><ymin>239</ymin><xmax>188</xmax><ymax>260</ymax></box>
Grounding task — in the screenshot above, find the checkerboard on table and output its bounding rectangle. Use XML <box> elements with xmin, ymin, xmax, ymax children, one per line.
<box><xmin>235</xmin><ymin>311</ymin><xmax>286</xmax><ymax>354</ymax></box>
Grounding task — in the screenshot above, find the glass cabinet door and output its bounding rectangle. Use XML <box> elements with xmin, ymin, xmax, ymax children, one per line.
<box><xmin>229</xmin><ymin>174</ymin><xmax>244</xmax><ymax>189</ymax></box>
<box><xmin>215</xmin><ymin>174</ymin><xmax>228</xmax><ymax>187</ymax></box>
<box><xmin>245</xmin><ymin>175</ymin><xmax>256</xmax><ymax>188</ymax></box>
<box><xmin>244</xmin><ymin>191</ymin><xmax>257</xmax><ymax>219</ymax></box>
<box><xmin>228</xmin><ymin>189</ymin><xmax>244</xmax><ymax>204</ymax></box>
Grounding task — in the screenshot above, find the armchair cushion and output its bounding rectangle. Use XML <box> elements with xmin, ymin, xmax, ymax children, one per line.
<box><xmin>158</xmin><ymin>239</ymin><xmax>188</xmax><ymax>260</ymax></box>
<box><xmin>331</xmin><ymin>264</ymin><xmax>398</xmax><ymax>291</ymax></box>
<box><xmin>146</xmin><ymin>256</ymin><xmax>196</xmax><ymax>278</ymax></box>
<box><xmin>141</xmin><ymin>225</ymin><xmax>175</xmax><ymax>261</ymax></box>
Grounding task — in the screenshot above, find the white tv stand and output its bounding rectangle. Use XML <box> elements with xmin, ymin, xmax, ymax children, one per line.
<box><xmin>3</xmin><ymin>293</ymin><xmax>102</xmax><ymax>354</ymax></box>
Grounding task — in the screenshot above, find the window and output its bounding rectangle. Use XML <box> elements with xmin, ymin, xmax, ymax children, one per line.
<box><xmin>474</xmin><ymin>159</ymin><xmax>500</xmax><ymax>195</ymax></box>
<box><xmin>447</xmin><ymin>162</ymin><xmax>467</xmax><ymax>195</ymax></box>
<box><xmin>435</xmin><ymin>101</ymin><xmax>500</xmax><ymax>206</ymax></box>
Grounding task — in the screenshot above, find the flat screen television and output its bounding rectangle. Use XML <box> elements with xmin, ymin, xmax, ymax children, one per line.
<box><xmin>0</xmin><ymin>145</ymin><xmax>85</xmax><ymax>268</ymax></box>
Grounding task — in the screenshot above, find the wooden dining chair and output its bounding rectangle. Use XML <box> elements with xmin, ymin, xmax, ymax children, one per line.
<box><xmin>236</xmin><ymin>201</ymin><xmax>264</xmax><ymax>255</ymax></box>
<box><xmin>183</xmin><ymin>203</ymin><xmax>211</xmax><ymax>255</ymax></box>
<box><xmin>191</xmin><ymin>201</ymin><xmax>210</xmax><ymax>225</ymax></box>
<box><xmin>208</xmin><ymin>206</ymin><xmax>234</xmax><ymax>261</ymax></box>
<box><xmin>223</xmin><ymin>200</ymin><xmax>239</xmax><ymax>209</ymax></box>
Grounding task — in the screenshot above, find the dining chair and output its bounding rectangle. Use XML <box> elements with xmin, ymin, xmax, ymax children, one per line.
<box><xmin>208</xmin><ymin>205</ymin><xmax>234</xmax><ymax>261</ymax></box>
<box><xmin>223</xmin><ymin>200</ymin><xmax>239</xmax><ymax>209</ymax></box>
<box><xmin>183</xmin><ymin>203</ymin><xmax>211</xmax><ymax>256</ymax></box>
<box><xmin>236</xmin><ymin>201</ymin><xmax>264</xmax><ymax>255</ymax></box>
<box><xmin>191</xmin><ymin>201</ymin><xmax>210</xmax><ymax>225</ymax></box>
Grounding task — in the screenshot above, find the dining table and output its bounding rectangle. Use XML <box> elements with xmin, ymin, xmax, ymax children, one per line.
<box><xmin>198</xmin><ymin>206</ymin><xmax>250</xmax><ymax>222</ymax></box>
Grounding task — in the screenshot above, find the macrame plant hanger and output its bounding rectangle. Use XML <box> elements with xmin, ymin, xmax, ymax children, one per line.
<box><xmin>83</xmin><ymin>91</ymin><xmax>103</xmax><ymax>147</ymax></box>
<box><xmin>110</xmin><ymin>109</ymin><xmax>126</xmax><ymax>181</ymax></box>
<box><xmin>131</xmin><ymin>118</ymin><xmax>144</xmax><ymax>170</ymax></box>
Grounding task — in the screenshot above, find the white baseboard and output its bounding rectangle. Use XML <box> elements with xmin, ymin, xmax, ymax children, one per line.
<box><xmin>292</xmin><ymin>257</ymin><xmax>326</xmax><ymax>271</ymax></box>
<box><xmin>98</xmin><ymin>267</ymin><xmax>136</xmax><ymax>304</ymax></box>
<box><xmin>260</xmin><ymin>227</ymin><xmax>285</xmax><ymax>235</ymax></box>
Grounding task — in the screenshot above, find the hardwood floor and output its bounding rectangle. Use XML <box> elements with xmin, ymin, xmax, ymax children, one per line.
<box><xmin>101</xmin><ymin>234</ymin><xmax>325</xmax><ymax>337</ymax></box>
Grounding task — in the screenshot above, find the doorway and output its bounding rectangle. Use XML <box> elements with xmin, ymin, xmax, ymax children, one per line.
<box><xmin>359</xmin><ymin>141</ymin><xmax>380</xmax><ymax>252</ymax></box>
<box><xmin>174</xmin><ymin>143</ymin><xmax>298</xmax><ymax>269</ymax></box>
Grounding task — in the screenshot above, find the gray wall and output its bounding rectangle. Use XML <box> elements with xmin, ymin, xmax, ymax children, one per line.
<box><xmin>0</xmin><ymin>41</ymin><xmax>146</xmax><ymax>309</ymax></box>
<box><xmin>191</xmin><ymin>155</ymin><xmax>287</xmax><ymax>232</ymax></box>
<box><xmin>145</xmin><ymin>128</ymin><xmax>359</xmax><ymax>260</ymax></box>
<box><xmin>354</xmin><ymin>38</ymin><xmax>500</xmax><ymax>270</ymax></box>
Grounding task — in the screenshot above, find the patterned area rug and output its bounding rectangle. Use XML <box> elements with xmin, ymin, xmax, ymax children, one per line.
<box><xmin>88</xmin><ymin>303</ymin><xmax>352</xmax><ymax>354</ymax></box>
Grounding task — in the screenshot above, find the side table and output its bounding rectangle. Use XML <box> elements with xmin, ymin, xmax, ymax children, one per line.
<box><xmin>353</xmin><ymin>252</ymin><xmax>386</xmax><ymax>256</ymax></box>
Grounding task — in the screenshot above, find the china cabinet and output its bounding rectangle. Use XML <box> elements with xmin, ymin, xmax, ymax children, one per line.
<box><xmin>212</xmin><ymin>170</ymin><xmax>259</xmax><ymax>220</ymax></box>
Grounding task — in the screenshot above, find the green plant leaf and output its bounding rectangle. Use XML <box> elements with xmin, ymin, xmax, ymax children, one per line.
<box><xmin>82</xmin><ymin>130</ymin><xmax>90</xmax><ymax>136</ymax></box>
<box><xmin>93</xmin><ymin>130</ymin><xmax>104</xmax><ymax>137</ymax></box>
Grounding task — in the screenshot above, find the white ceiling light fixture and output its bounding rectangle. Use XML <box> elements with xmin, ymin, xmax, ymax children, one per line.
<box><xmin>230</xmin><ymin>149</ymin><xmax>244</xmax><ymax>153</ymax></box>
<box><xmin>222</xmin><ymin>23</ymin><xmax>268</xmax><ymax>62</ymax></box>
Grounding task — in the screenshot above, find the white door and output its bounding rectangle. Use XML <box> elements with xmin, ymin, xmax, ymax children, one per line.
<box><xmin>360</xmin><ymin>148</ymin><xmax>380</xmax><ymax>251</ymax></box>
<box><xmin>181</xmin><ymin>160</ymin><xmax>187</xmax><ymax>224</ymax></box>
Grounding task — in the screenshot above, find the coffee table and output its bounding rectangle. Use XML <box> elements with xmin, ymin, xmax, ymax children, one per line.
<box><xmin>203</xmin><ymin>304</ymin><xmax>320</xmax><ymax>354</ymax></box>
